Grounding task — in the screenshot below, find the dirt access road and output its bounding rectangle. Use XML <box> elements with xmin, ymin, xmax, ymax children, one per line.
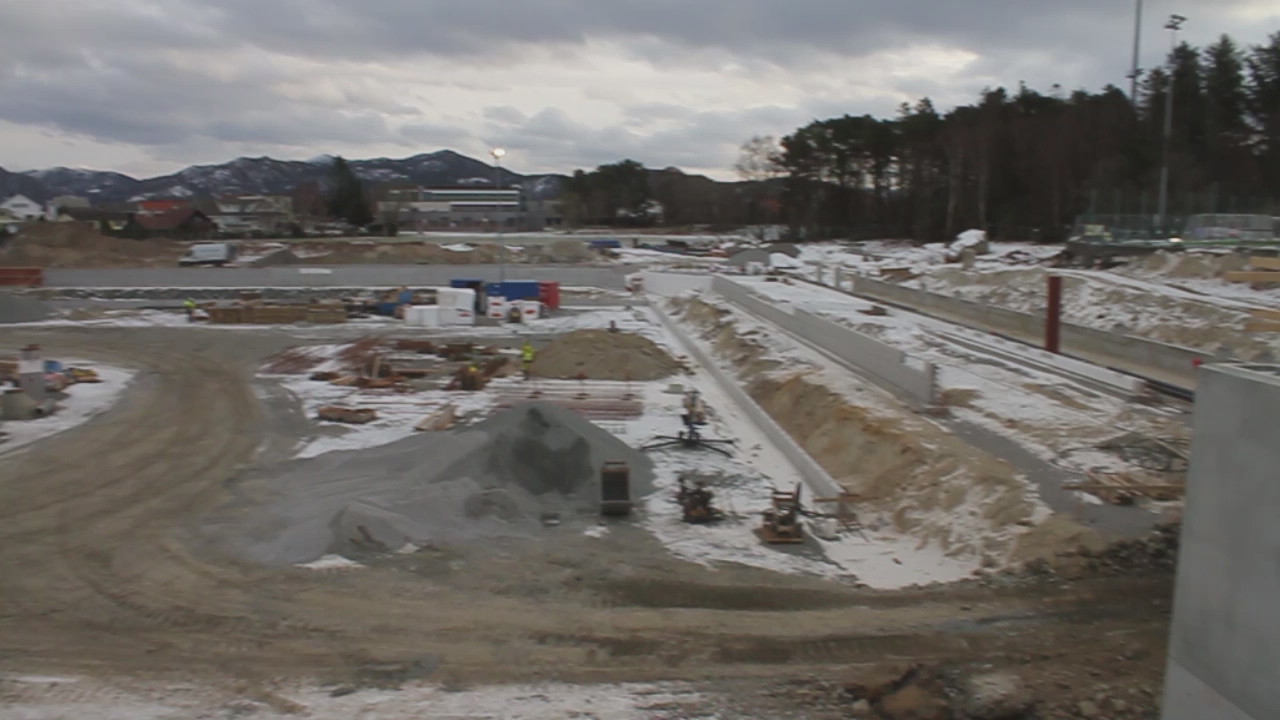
<box><xmin>0</xmin><ymin>327</ymin><xmax>1173</xmax><ymax>716</ymax></box>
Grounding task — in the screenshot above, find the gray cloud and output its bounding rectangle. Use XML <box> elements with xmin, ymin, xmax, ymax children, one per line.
<box><xmin>0</xmin><ymin>0</ymin><xmax>1276</xmax><ymax>177</ymax></box>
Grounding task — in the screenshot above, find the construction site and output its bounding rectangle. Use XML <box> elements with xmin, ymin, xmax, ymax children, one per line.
<box><xmin>1</xmin><ymin>229</ymin><xmax>1278</xmax><ymax>719</ymax></box>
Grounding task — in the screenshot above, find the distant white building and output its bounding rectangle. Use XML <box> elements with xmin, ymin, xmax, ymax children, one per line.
<box><xmin>0</xmin><ymin>194</ymin><xmax>43</xmax><ymax>220</ymax></box>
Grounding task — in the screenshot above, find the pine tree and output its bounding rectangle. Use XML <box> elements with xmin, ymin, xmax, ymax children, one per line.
<box><xmin>326</xmin><ymin>157</ymin><xmax>372</xmax><ymax>227</ymax></box>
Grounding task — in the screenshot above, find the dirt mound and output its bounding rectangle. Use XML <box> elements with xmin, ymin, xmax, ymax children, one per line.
<box><xmin>0</xmin><ymin>292</ymin><xmax>51</xmax><ymax>323</ymax></box>
<box><xmin>1139</xmin><ymin>250</ymin><xmax>1248</xmax><ymax>279</ymax></box>
<box><xmin>531</xmin><ymin>330</ymin><xmax>681</xmax><ymax>380</ymax></box>
<box><xmin>0</xmin><ymin>223</ymin><xmax>182</xmax><ymax>268</ymax></box>
<box><xmin>205</xmin><ymin>402</ymin><xmax>655</xmax><ymax>566</ymax></box>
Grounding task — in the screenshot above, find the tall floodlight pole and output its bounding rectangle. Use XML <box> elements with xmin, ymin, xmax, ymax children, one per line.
<box><xmin>1157</xmin><ymin>14</ymin><xmax>1186</xmax><ymax>234</ymax></box>
<box><xmin>1128</xmin><ymin>0</ymin><xmax>1144</xmax><ymax>100</ymax></box>
<box><xmin>491</xmin><ymin>147</ymin><xmax>507</xmax><ymax>283</ymax></box>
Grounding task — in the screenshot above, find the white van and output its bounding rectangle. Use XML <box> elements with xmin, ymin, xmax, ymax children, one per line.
<box><xmin>179</xmin><ymin>242</ymin><xmax>237</xmax><ymax>266</ymax></box>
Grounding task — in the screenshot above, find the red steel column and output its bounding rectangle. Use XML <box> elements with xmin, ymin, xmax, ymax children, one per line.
<box><xmin>1046</xmin><ymin>275</ymin><xmax>1063</xmax><ymax>354</ymax></box>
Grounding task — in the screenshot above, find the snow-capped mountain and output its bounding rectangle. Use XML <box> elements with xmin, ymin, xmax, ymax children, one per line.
<box><xmin>2</xmin><ymin>150</ymin><xmax>564</xmax><ymax>204</ymax></box>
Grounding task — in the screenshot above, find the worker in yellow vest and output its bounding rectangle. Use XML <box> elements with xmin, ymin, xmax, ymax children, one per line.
<box><xmin>183</xmin><ymin>298</ymin><xmax>197</xmax><ymax>322</ymax></box>
<box><xmin>521</xmin><ymin>342</ymin><xmax>535</xmax><ymax>380</ymax></box>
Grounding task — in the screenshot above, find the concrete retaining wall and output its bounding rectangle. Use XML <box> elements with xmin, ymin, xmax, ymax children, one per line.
<box><xmin>639</xmin><ymin>271</ymin><xmax>713</xmax><ymax>297</ymax></box>
<box><xmin>791</xmin><ymin>310</ymin><xmax>937</xmax><ymax>406</ymax></box>
<box><xmin>1162</xmin><ymin>364</ymin><xmax>1280</xmax><ymax>720</ymax></box>
<box><xmin>713</xmin><ymin>277</ymin><xmax>936</xmax><ymax>407</ymax></box>
<box><xmin>649</xmin><ymin>305</ymin><xmax>842</xmax><ymax>499</ymax></box>
<box><xmin>710</xmin><ymin>276</ymin><xmax>796</xmax><ymax>329</ymax></box>
<box><xmin>852</xmin><ymin>275</ymin><xmax>1210</xmax><ymax>382</ymax></box>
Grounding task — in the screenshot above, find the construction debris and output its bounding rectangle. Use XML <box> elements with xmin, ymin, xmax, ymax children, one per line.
<box><xmin>675</xmin><ymin>475</ymin><xmax>725</xmax><ymax>524</ymax></box>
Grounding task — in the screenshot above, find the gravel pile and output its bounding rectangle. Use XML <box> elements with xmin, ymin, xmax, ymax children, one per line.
<box><xmin>0</xmin><ymin>292</ymin><xmax>51</xmax><ymax>323</ymax></box>
<box><xmin>205</xmin><ymin>402</ymin><xmax>654</xmax><ymax>566</ymax></box>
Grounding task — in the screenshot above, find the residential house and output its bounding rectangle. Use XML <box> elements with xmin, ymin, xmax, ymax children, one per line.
<box><xmin>136</xmin><ymin>199</ymin><xmax>193</xmax><ymax>215</ymax></box>
<box><xmin>208</xmin><ymin>194</ymin><xmax>295</xmax><ymax>236</ymax></box>
<box><xmin>120</xmin><ymin>208</ymin><xmax>216</xmax><ymax>240</ymax></box>
<box><xmin>1</xmin><ymin>194</ymin><xmax>43</xmax><ymax>220</ymax></box>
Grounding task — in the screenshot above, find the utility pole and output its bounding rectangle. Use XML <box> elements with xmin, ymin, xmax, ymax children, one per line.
<box><xmin>1128</xmin><ymin>0</ymin><xmax>1144</xmax><ymax>101</ymax></box>
<box><xmin>491</xmin><ymin>147</ymin><xmax>506</xmax><ymax>283</ymax></box>
<box><xmin>1157</xmin><ymin>14</ymin><xmax>1187</xmax><ymax>234</ymax></box>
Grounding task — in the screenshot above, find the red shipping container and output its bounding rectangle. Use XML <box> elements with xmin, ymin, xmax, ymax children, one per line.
<box><xmin>0</xmin><ymin>267</ymin><xmax>44</xmax><ymax>287</ymax></box>
<box><xmin>538</xmin><ymin>281</ymin><xmax>561</xmax><ymax>310</ymax></box>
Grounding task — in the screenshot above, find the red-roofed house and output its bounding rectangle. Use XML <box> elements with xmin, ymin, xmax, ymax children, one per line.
<box><xmin>121</xmin><ymin>208</ymin><xmax>216</xmax><ymax>239</ymax></box>
<box><xmin>137</xmin><ymin>199</ymin><xmax>192</xmax><ymax>215</ymax></box>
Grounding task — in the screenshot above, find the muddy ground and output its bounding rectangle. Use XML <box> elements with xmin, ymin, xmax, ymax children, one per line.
<box><xmin>0</xmin><ymin>327</ymin><xmax>1173</xmax><ymax>718</ymax></box>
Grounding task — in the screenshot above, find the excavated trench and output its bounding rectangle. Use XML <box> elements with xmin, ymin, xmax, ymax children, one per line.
<box><xmin>670</xmin><ymin>296</ymin><xmax>1099</xmax><ymax>567</ymax></box>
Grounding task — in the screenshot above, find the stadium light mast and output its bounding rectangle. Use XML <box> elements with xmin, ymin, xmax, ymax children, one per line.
<box><xmin>491</xmin><ymin>147</ymin><xmax>507</xmax><ymax>283</ymax></box>
<box><xmin>1128</xmin><ymin>0</ymin><xmax>1144</xmax><ymax>100</ymax></box>
<box><xmin>1157</xmin><ymin>14</ymin><xmax>1186</xmax><ymax>234</ymax></box>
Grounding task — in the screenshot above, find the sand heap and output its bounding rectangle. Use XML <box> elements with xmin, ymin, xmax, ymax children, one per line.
<box><xmin>0</xmin><ymin>223</ymin><xmax>183</xmax><ymax>268</ymax></box>
<box><xmin>531</xmin><ymin>330</ymin><xmax>681</xmax><ymax>381</ymax></box>
<box><xmin>206</xmin><ymin>403</ymin><xmax>654</xmax><ymax>566</ymax></box>
<box><xmin>1137</xmin><ymin>250</ymin><xmax>1248</xmax><ymax>279</ymax></box>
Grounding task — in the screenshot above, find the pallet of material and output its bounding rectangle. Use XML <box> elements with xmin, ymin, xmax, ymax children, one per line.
<box><xmin>317</xmin><ymin>406</ymin><xmax>378</xmax><ymax>424</ymax></box>
<box><xmin>1245</xmin><ymin>319</ymin><xmax>1280</xmax><ymax>333</ymax></box>
<box><xmin>1225</xmin><ymin>258</ymin><xmax>1280</xmax><ymax>284</ymax></box>
<box><xmin>304</xmin><ymin>307</ymin><xmax>347</xmax><ymax>324</ymax></box>
<box><xmin>206</xmin><ymin>306</ymin><xmax>244</xmax><ymax>324</ymax></box>
<box><xmin>414</xmin><ymin>403</ymin><xmax>457</xmax><ymax>431</ymax></box>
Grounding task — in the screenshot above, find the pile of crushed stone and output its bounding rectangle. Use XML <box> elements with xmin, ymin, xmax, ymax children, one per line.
<box><xmin>531</xmin><ymin>329</ymin><xmax>681</xmax><ymax>381</ymax></box>
<box><xmin>0</xmin><ymin>292</ymin><xmax>51</xmax><ymax>324</ymax></box>
<box><xmin>204</xmin><ymin>402</ymin><xmax>654</xmax><ymax>566</ymax></box>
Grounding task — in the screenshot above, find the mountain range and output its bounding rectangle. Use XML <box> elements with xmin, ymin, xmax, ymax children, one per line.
<box><xmin>0</xmin><ymin>151</ymin><xmax>565</xmax><ymax>205</ymax></box>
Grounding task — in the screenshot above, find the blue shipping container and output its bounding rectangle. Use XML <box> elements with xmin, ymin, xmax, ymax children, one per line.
<box><xmin>451</xmin><ymin>279</ymin><xmax>483</xmax><ymax>289</ymax></box>
<box><xmin>500</xmin><ymin>281</ymin><xmax>541</xmax><ymax>301</ymax></box>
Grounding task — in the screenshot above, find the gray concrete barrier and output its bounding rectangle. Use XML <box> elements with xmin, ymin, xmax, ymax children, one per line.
<box><xmin>851</xmin><ymin>275</ymin><xmax>1212</xmax><ymax>382</ymax></box>
<box><xmin>792</xmin><ymin>310</ymin><xmax>937</xmax><ymax>406</ymax></box>
<box><xmin>649</xmin><ymin>305</ymin><xmax>843</xmax><ymax>499</ymax></box>
<box><xmin>712</xmin><ymin>277</ymin><xmax>936</xmax><ymax>407</ymax></box>
<box><xmin>639</xmin><ymin>271</ymin><xmax>713</xmax><ymax>297</ymax></box>
<box><xmin>710</xmin><ymin>276</ymin><xmax>797</xmax><ymax>328</ymax></box>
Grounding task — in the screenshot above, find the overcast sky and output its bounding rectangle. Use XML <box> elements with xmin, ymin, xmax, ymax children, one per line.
<box><xmin>1</xmin><ymin>1</ymin><xmax>1277</xmax><ymax>180</ymax></box>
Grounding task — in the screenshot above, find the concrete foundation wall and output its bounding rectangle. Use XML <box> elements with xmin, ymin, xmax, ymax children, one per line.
<box><xmin>852</xmin><ymin>275</ymin><xmax>1210</xmax><ymax>384</ymax></box>
<box><xmin>714</xmin><ymin>277</ymin><xmax>935</xmax><ymax>407</ymax></box>
<box><xmin>639</xmin><ymin>271</ymin><xmax>713</xmax><ymax>297</ymax></box>
<box><xmin>649</xmin><ymin>305</ymin><xmax>842</xmax><ymax>499</ymax></box>
<box><xmin>710</xmin><ymin>276</ymin><xmax>796</xmax><ymax>329</ymax></box>
<box><xmin>791</xmin><ymin>310</ymin><xmax>936</xmax><ymax>406</ymax></box>
<box><xmin>1162</xmin><ymin>364</ymin><xmax>1280</xmax><ymax>720</ymax></box>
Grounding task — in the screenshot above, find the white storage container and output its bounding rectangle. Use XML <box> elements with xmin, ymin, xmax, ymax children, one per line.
<box><xmin>439</xmin><ymin>305</ymin><xmax>475</xmax><ymax>327</ymax></box>
<box><xmin>404</xmin><ymin>305</ymin><xmax>441</xmax><ymax>327</ymax></box>
<box><xmin>518</xmin><ymin>300</ymin><xmax>542</xmax><ymax>320</ymax></box>
<box><xmin>486</xmin><ymin>296</ymin><xmax>507</xmax><ymax>320</ymax></box>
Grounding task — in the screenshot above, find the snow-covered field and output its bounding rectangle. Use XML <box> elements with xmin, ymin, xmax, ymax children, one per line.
<box><xmin>0</xmin><ymin>364</ymin><xmax>134</xmax><ymax>455</ymax></box>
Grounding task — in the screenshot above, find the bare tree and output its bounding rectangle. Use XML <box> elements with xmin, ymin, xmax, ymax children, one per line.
<box><xmin>734</xmin><ymin>135</ymin><xmax>784</xmax><ymax>181</ymax></box>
